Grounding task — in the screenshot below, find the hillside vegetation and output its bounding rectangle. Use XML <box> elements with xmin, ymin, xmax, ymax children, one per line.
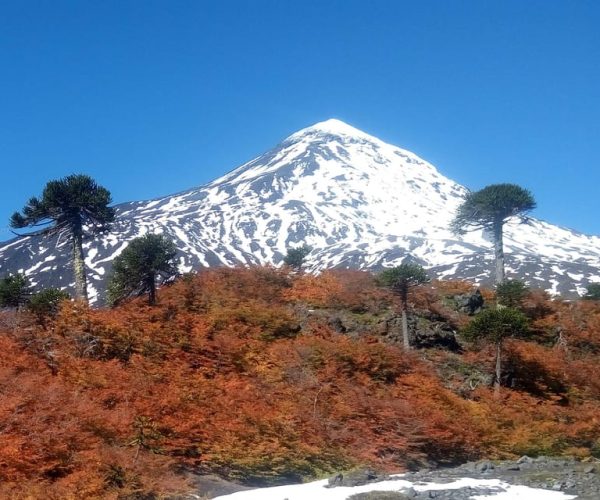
<box><xmin>1</xmin><ymin>267</ymin><xmax>599</xmax><ymax>498</ymax></box>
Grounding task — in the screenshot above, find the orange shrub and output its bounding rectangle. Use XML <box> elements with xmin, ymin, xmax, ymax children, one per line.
<box><xmin>1</xmin><ymin>266</ymin><xmax>599</xmax><ymax>497</ymax></box>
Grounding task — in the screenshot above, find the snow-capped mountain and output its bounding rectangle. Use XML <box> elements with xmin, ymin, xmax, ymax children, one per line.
<box><xmin>1</xmin><ymin>119</ymin><xmax>599</xmax><ymax>303</ymax></box>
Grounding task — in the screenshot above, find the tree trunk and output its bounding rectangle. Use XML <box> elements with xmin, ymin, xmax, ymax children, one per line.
<box><xmin>72</xmin><ymin>225</ymin><xmax>88</xmax><ymax>303</ymax></box>
<box><xmin>401</xmin><ymin>309</ymin><xmax>410</xmax><ymax>350</ymax></box>
<box><xmin>400</xmin><ymin>288</ymin><xmax>410</xmax><ymax>350</ymax></box>
<box><xmin>493</xmin><ymin>221</ymin><xmax>505</xmax><ymax>285</ymax></box>
<box><xmin>494</xmin><ymin>339</ymin><xmax>502</xmax><ymax>399</ymax></box>
<box><xmin>148</xmin><ymin>274</ymin><xmax>156</xmax><ymax>306</ymax></box>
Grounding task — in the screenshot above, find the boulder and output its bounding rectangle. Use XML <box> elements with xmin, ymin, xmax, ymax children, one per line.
<box><xmin>327</xmin><ymin>469</ymin><xmax>386</xmax><ymax>488</ymax></box>
<box><xmin>454</xmin><ymin>289</ymin><xmax>484</xmax><ymax>315</ymax></box>
<box><xmin>412</xmin><ymin>319</ymin><xmax>461</xmax><ymax>351</ymax></box>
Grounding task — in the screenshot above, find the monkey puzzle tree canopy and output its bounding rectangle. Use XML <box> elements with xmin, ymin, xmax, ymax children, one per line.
<box><xmin>10</xmin><ymin>174</ymin><xmax>115</xmax><ymax>302</ymax></box>
<box><xmin>10</xmin><ymin>174</ymin><xmax>114</xmax><ymax>235</ymax></box>
<box><xmin>584</xmin><ymin>283</ymin><xmax>600</xmax><ymax>300</ymax></box>
<box><xmin>496</xmin><ymin>279</ymin><xmax>530</xmax><ymax>309</ymax></box>
<box><xmin>379</xmin><ymin>263</ymin><xmax>429</xmax><ymax>301</ymax></box>
<box><xmin>451</xmin><ymin>183</ymin><xmax>536</xmax><ymax>234</ymax></box>
<box><xmin>463</xmin><ymin>307</ymin><xmax>529</xmax><ymax>344</ymax></box>
<box><xmin>283</xmin><ymin>245</ymin><xmax>312</xmax><ymax>272</ymax></box>
<box><xmin>0</xmin><ymin>274</ymin><xmax>31</xmax><ymax>309</ymax></box>
<box><xmin>28</xmin><ymin>288</ymin><xmax>70</xmax><ymax>326</ymax></box>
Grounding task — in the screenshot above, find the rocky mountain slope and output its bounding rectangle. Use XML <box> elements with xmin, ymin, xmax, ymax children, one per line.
<box><xmin>1</xmin><ymin>119</ymin><xmax>599</xmax><ymax>302</ymax></box>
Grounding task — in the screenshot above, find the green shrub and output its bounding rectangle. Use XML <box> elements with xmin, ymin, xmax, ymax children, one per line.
<box><xmin>0</xmin><ymin>273</ymin><xmax>31</xmax><ymax>308</ymax></box>
<box><xmin>28</xmin><ymin>288</ymin><xmax>70</xmax><ymax>324</ymax></box>
<box><xmin>496</xmin><ymin>279</ymin><xmax>529</xmax><ymax>308</ymax></box>
<box><xmin>584</xmin><ymin>283</ymin><xmax>600</xmax><ymax>300</ymax></box>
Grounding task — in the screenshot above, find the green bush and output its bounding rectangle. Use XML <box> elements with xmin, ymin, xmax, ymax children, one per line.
<box><xmin>28</xmin><ymin>288</ymin><xmax>70</xmax><ymax>324</ymax></box>
<box><xmin>0</xmin><ymin>273</ymin><xmax>30</xmax><ymax>308</ymax></box>
<box><xmin>584</xmin><ymin>283</ymin><xmax>600</xmax><ymax>300</ymax></box>
<box><xmin>496</xmin><ymin>279</ymin><xmax>529</xmax><ymax>308</ymax></box>
<box><xmin>462</xmin><ymin>308</ymin><xmax>529</xmax><ymax>344</ymax></box>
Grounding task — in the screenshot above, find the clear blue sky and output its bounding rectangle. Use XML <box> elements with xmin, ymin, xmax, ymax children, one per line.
<box><xmin>1</xmin><ymin>0</ymin><xmax>599</xmax><ymax>241</ymax></box>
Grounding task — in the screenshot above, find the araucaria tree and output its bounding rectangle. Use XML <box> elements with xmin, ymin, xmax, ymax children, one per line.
<box><xmin>379</xmin><ymin>263</ymin><xmax>429</xmax><ymax>350</ymax></box>
<box><xmin>107</xmin><ymin>233</ymin><xmax>178</xmax><ymax>306</ymax></box>
<box><xmin>283</xmin><ymin>244</ymin><xmax>312</xmax><ymax>272</ymax></box>
<box><xmin>28</xmin><ymin>288</ymin><xmax>70</xmax><ymax>326</ymax></box>
<box><xmin>0</xmin><ymin>273</ymin><xmax>31</xmax><ymax>309</ymax></box>
<box><xmin>10</xmin><ymin>174</ymin><xmax>115</xmax><ymax>303</ymax></box>
<box><xmin>496</xmin><ymin>279</ymin><xmax>529</xmax><ymax>309</ymax></box>
<box><xmin>463</xmin><ymin>308</ymin><xmax>529</xmax><ymax>397</ymax></box>
<box><xmin>451</xmin><ymin>184</ymin><xmax>536</xmax><ymax>284</ymax></box>
<box><xmin>584</xmin><ymin>283</ymin><xmax>600</xmax><ymax>300</ymax></box>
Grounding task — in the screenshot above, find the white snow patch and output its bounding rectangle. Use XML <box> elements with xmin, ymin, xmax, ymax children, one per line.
<box><xmin>212</xmin><ymin>476</ymin><xmax>576</xmax><ymax>500</ymax></box>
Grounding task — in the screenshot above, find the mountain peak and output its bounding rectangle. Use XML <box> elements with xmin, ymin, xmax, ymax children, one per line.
<box><xmin>307</xmin><ymin>118</ymin><xmax>365</xmax><ymax>135</ymax></box>
<box><xmin>287</xmin><ymin>118</ymin><xmax>380</xmax><ymax>143</ymax></box>
<box><xmin>1</xmin><ymin>120</ymin><xmax>600</xmax><ymax>303</ymax></box>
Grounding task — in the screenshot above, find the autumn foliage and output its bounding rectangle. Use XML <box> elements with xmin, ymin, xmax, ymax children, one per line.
<box><xmin>1</xmin><ymin>267</ymin><xmax>599</xmax><ymax>498</ymax></box>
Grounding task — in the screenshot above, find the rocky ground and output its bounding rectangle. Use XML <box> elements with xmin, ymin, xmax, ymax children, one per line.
<box><xmin>337</xmin><ymin>457</ymin><xmax>600</xmax><ymax>500</ymax></box>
